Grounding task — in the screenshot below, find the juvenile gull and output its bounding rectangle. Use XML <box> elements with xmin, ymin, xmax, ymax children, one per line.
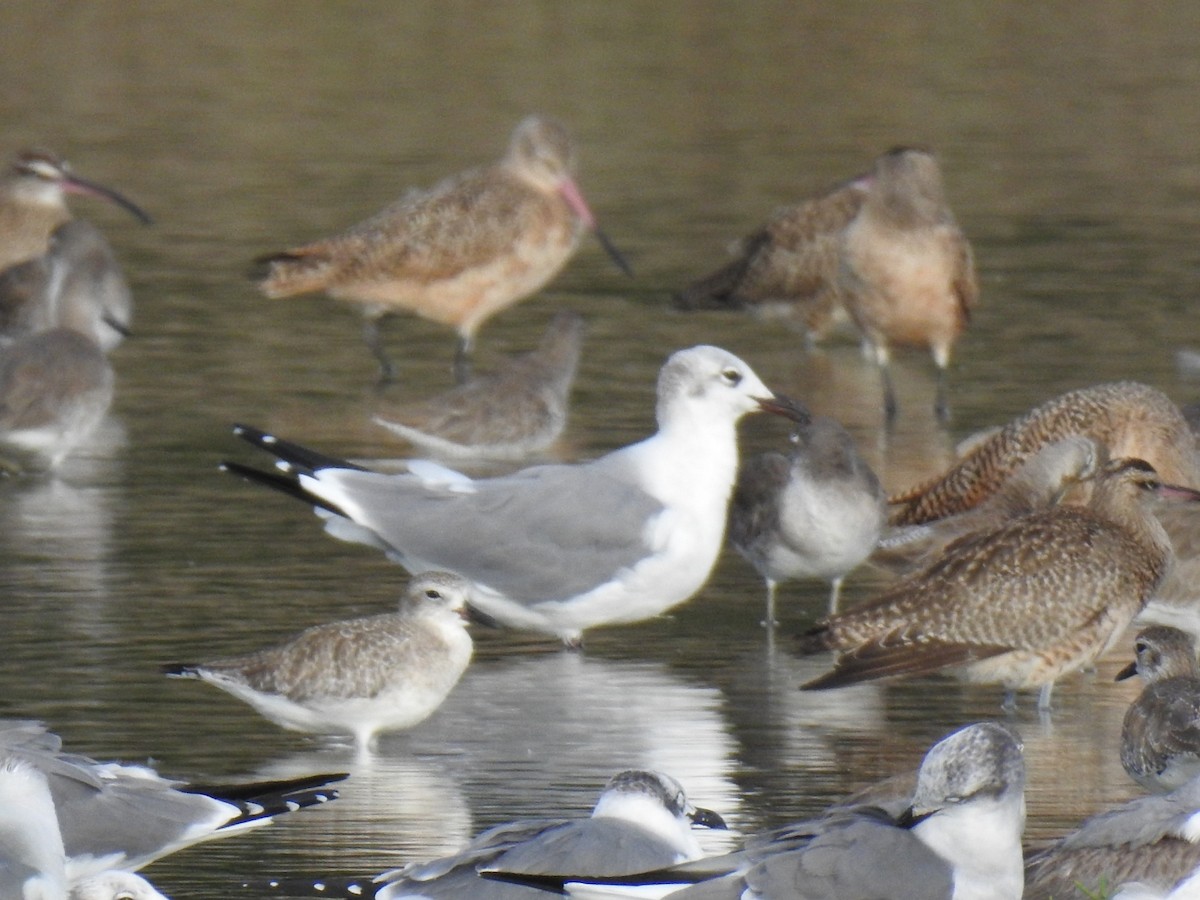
<box><xmin>0</xmin><ymin>719</ymin><xmax>343</xmax><ymax>883</ymax></box>
<box><xmin>373</xmin><ymin>310</ymin><xmax>584</xmax><ymax>461</ymax></box>
<box><xmin>872</xmin><ymin>435</ymin><xmax>1098</xmax><ymax>576</ymax></box>
<box><xmin>1025</xmin><ymin>774</ymin><xmax>1200</xmax><ymax>900</ymax></box>
<box><xmin>837</xmin><ymin>146</ymin><xmax>977</xmax><ymax>423</ymax></box>
<box><xmin>889</xmin><ymin>381</ymin><xmax>1200</xmax><ymax>526</ymax></box>
<box><xmin>0</xmin><ymin>756</ymin><xmax>169</xmax><ymax>900</ymax></box>
<box><xmin>1117</xmin><ymin>626</ymin><xmax>1200</xmax><ymax>792</ymax></box>
<box><xmin>164</xmin><ymin>571</ymin><xmax>481</xmax><ymax>751</ymax></box>
<box><xmin>799</xmin><ymin>459</ymin><xmax>1196</xmax><ymax>710</ymax></box>
<box><xmin>506</xmin><ymin>721</ymin><xmax>1026</xmax><ymax>900</ymax></box>
<box><xmin>255</xmin><ymin>115</ymin><xmax>630</xmax><ymax>382</ymax></box>
<box><xmin>223</xmin><ymin>345</ymin><xmax>783</xmax><ymax>646</ymax></box>
<box><xmin>729</xmin><ymin>400</ymin><xmax>884</xmax><ymax>621</ymax></box>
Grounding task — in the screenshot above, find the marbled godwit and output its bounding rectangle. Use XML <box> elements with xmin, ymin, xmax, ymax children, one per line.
<box><xmin>838</xmin><ymin>146</ymin><xmax>977</xmax><ymax>423</ymax></box>
<box><xmin>729</xmin><ymin>401</ymin><xmax>885</xmax><ymax>622</ymax></box>
<box><xmin>675</xmin><ymin>169</ymin><xmax>869</xmax><ymax>342</ymax></box>
<box><xmin>889</xmin><ymin>382</ymin><xmax>1200</xmax><ymax>527</ymax></box>
<box><xmin>0</xmin><ymin>720</ymin><xmax>342</xmax><ymax>887</ymax></box>
<box><xmin>1024</xmin><ymin>775</ymin><xmax>1200</xmax><ymax>900</ymax></box>
<box><xmin>872</xmin><ymin>435</ymin><xmax>1099</xmax><ymax>575</ymax></box>
<box><xmin>165</xmin><ymin>571</ymin><xmax>481</xmax><ymax>751</ymax></box>
<box><xmin>373</xmin><ymin>310</ymin><xmax>584</xmax><ymax>461</ymax></box>
<box><xmin>0</xmin><ymin>148</ymin><xmax>150</xmax><ymax>274</ymax></box>
<box><xmin>511</xmin><ymin>722</ymin><xmax>1025</xmax><ymax>900</ymax></box>
<box><xmin>799</xmin><ymin>459</ymin><xmax>1196</xmax><ymax>709</ymax></box>
<box><xmin>256</xmin><ymin>115</ymin><xmax>630</xmax><ymax>383</ymax></box>
<box><xmin>1116</xmin><ymin>626</ymin><xmax>1200</xmax><ymax>792</ymax></box>
<box><xmin>221</xmin><ymin>346</ymin><xmax>784</xmax><ymax>646</ymax></box>
<box><xmin>0</xmin><ymin>219</ymin><xmax>133</xmax><ymax>351</ymax></box>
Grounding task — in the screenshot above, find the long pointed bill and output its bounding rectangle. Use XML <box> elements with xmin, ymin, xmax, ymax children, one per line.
<box><xmin>1156</xmin><ymin>483</ymin><xmax>1200</xmax><ymax>502</ymax></box>
<box><xmin>63</xmin><ymin>175</ymin><xmax>153</xmax><ymax>225</ymax></box>
<box><xmin>558</xmin><ymin>177</ymin><xmax>634</xmax><ymax>277</ymax></box>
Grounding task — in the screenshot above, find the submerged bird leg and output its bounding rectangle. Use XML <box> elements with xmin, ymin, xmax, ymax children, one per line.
<box><xmin>1036</xmin><ymin>682</ymin><xmax>1055</xmax><ymax>711</ymax></box>
<box><xmin>828</xmin><ymin>576</ymin><xmax>844</xmax><ymax>614</ymax></box>
<box><xmin>880</xmin><ymin>361</ymin><xmax>898</xmax><ymax>425</ymax></box>
<box><xmin>453</xmin><ymin>333</ymin><xmax>474</xmax><ymax>384</ymax></box>
<box><xmin>364</xmin><ymin>315</ymin><xmax>396</xmax><ymax>383</ymax></box>
<box><xmin>763</xmin><ymin>580</ymin><xmax>779</xmax><ymax>628</ymax></box>
<box><xmin>1001</xmin><ymin>689</ymin><xmax>1018</xmax><ymax>713</ymax></box>
<box><xmin>934</xmin><ymin>365</ymin><xmax>951</xmax><ymax>423</ymax></box>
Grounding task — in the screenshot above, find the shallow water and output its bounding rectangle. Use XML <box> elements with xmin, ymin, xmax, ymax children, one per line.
<box><xmin>3</xmin><ymin>1</ymin><xmax>1200</xmax><ymax>893</ymax></box>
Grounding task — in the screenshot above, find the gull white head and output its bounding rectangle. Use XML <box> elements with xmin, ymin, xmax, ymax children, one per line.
<box><xmin>591</xmin><ymin>770</ymin><xmax>726</xmax><ymax>859</ymax></box>
<box><xmin>70</xmin><ymin>872</ymin><xmax>171</xmax><ymax>900</ymax></box>
<box><xmin>654</xmin><ymin>345</ymin><xmax>777</xmax><ymax>432</ymax></box>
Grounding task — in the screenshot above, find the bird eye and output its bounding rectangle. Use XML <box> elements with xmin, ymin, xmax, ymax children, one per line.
<box><xmin>425</xmin><ymin>589</ymin><xmax>443</xmax><ymax>599</ymax></box>
<box><xmin>721</xmin><ymin>368</ymin><xmax>742</xmax><ymax>386</ymax></box>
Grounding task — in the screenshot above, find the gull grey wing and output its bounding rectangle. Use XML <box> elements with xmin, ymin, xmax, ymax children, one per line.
<box><xmin>308</xmin><ymin>463</ymin><xmax>667</xmax><ymax>604</ymax></box>
<box><xmin>489</xmin><ymin>817</ymin><xmax>686</xmax><ymax>877</ymax></box>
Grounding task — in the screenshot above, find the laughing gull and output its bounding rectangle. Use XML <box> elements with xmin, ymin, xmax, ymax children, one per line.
<box><xmin>800</xmin><ymin>459</ymin><xmax>1196</xmax><ymax>710</ymax></box>
<box><xmin>499</xmin><ymin>722</ymin><xmax>1026</xmax><ymax>900</ymax></box>
<box><xmin>223</xmin><ymin>345</ymin><xmax>783</xmax><ymax>646</ymax></box>
<box><xmin>729</xmin><ymin>401</ymin><xmax>884</xmax><ymax>622</ymax></box>
<box><xmin>373</xmin><ymin>310</ymin><xmax>584</xmax><ymax>461</ymax></box>
<box><xmin>0</xmin><ymin>720</ymin><xmax>342</xmax><ymax>883</ymax></box>
<box><xmin>1024</xmin><ymin>774</ymin><xmax>1200</xmax><ymax>900</ymax></box>
<box><xmin>0</xmin><ymin>756</ymin><xmax>170</xmax><ymax>900</ymax></box>
<box><xmin>1117</xmin><ymin>626</ymin><xmax>1200</xmax><ymax>792</ymax></box>
<box><xmin>164</xmin><ymin>571</ymin><xmax>482</xmax><ymax>751</ymax></box>
<box><xmin>254</xmin><ymin>115</ymin><xmax>629</xmax><ymax>382</ymax></box>
<box><xmin>250</xmin><ymin>769</ymin><xmax>725</xmax><ymax>899</ymax></box>
<box><xmin>873</xmin><ymin>435</ymin><xmax>1098</xmax><ymax>576</ymax></box>
<box><xmin>889</xmin><ymin>382</ymin><xmax>1200</xmax><ymax>526</ymax></box>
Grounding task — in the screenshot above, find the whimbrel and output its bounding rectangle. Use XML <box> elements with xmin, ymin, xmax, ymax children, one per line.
<box><xmin>256</xmin><ymin>115</ymin><xmax>629</xmax><ymax>383</ymax></box>
<box><xmin>800</xmin><ymin>459</ymin><xmax>1197</xmax><ymax>709</ymax></box>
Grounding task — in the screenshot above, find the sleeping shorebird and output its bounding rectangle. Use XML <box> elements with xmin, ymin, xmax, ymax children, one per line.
<box><xmin>221</xmin><ymin>346</ymin><xmax>786</xmax><ymax>647</ymax></box>
<box><xmin>373</xmin><ymin>310</ymin><xmax>585</xmax><ymax>461</ymax></box>
<box><xmin>0</xmin><ymin>148</ymin><xmax>150</xmax><ymax>273</ymax></box>
<box><xmin>838</xmin><ymin>146</ymin><xmax>977</xmax><ymax>424</ymax></box>
<box><xmin>729</xmin><ymin>400</ymin><xmax>885</xmax><ymax>622</ymax></box>
<box><xmin>256</xmin><ymin>115</ymin><xmax>630</xmax><ymax>383</ymax></box>
<box><xmin>674</xmin><ymin>166</ymin><xmax>870</xmax><ymax>342</ymax></box>
<box><xmin>1117</xmin><ymin>626</ymin><xmax>1200</xmax><ymax>792</ymax></box>
<box><xmin>889</xmin><ymin>381</ymin><xmax>1200</xmax><ymax>527</ymax></box>
<box><xmin>872</xmin><ymin>435</ymin><xmax>1099</xmax><ymax>575</ymax></box>
<box><xmin>799</xmin><ymin>459</ymin><xmax>1200</xmax><ymax>710</ymax></box>
<box><xmin>164</xmin><ymin>572</ymin><xmax>482</xmax><ymax>752</ymax></box>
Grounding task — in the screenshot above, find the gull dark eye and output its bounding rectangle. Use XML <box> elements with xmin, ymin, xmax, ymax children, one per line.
<box><xmin>425</xmin><ymin>589</ymin><xmax>443</xmax><ymax>600</ymax></box>
<box><xmin>721</xmin><ymin>368</ymin><xmax>742</xmax><ymax>386</ymax></box>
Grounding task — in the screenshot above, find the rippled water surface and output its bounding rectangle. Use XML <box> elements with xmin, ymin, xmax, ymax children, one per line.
<box><xmin>4</xmin><ymin>1</ymin><xmax>1200</xmax><ymax>893</ymax></box>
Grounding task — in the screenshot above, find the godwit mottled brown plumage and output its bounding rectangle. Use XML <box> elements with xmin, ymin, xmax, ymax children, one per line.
<box><xmin>1117</xmin><ymin>625</ymin><xmax>1200</xmax><ymax>793</ymax></box>
<box><xmin>256</xmin><ymin>115</ymin><xmax>629</xmax><ymax>383</ymax></box>
<box><xmin>838</xmin><ymin>147</ymin><xmax>977</xmax><ymax>423</ymax></box>
<box><xmin>0</xmin><ymin>149</ymin><xmax>150</xmax><ymax>273</ymax></box>
<box><xmin>675</xmin><ymin>169</ymin><xmax>869</xmax><ymax>342</ymax></box>
<box><xmin>889</xmin><ymin>382</ymin><xmax>1200</xmax><ymax>527</ymax></box>
<box><xmin>800</xmin><ymin>459</ymin><xmax>1197</xmax><ymax>709</ymax></box>
<box><xmin>872</xmin><ymin>435</ymin><xmax>1099</xmax><ymax>575</ymax></box>
<box><xmin>730</xmin><ymin>401</ymin><xmax>885</xmax><ymax>622</ymax></box>
<box><xmin>373</xmin><ymin>310</ymin><xmax>584</xmax><ymax>461</ymax></box>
